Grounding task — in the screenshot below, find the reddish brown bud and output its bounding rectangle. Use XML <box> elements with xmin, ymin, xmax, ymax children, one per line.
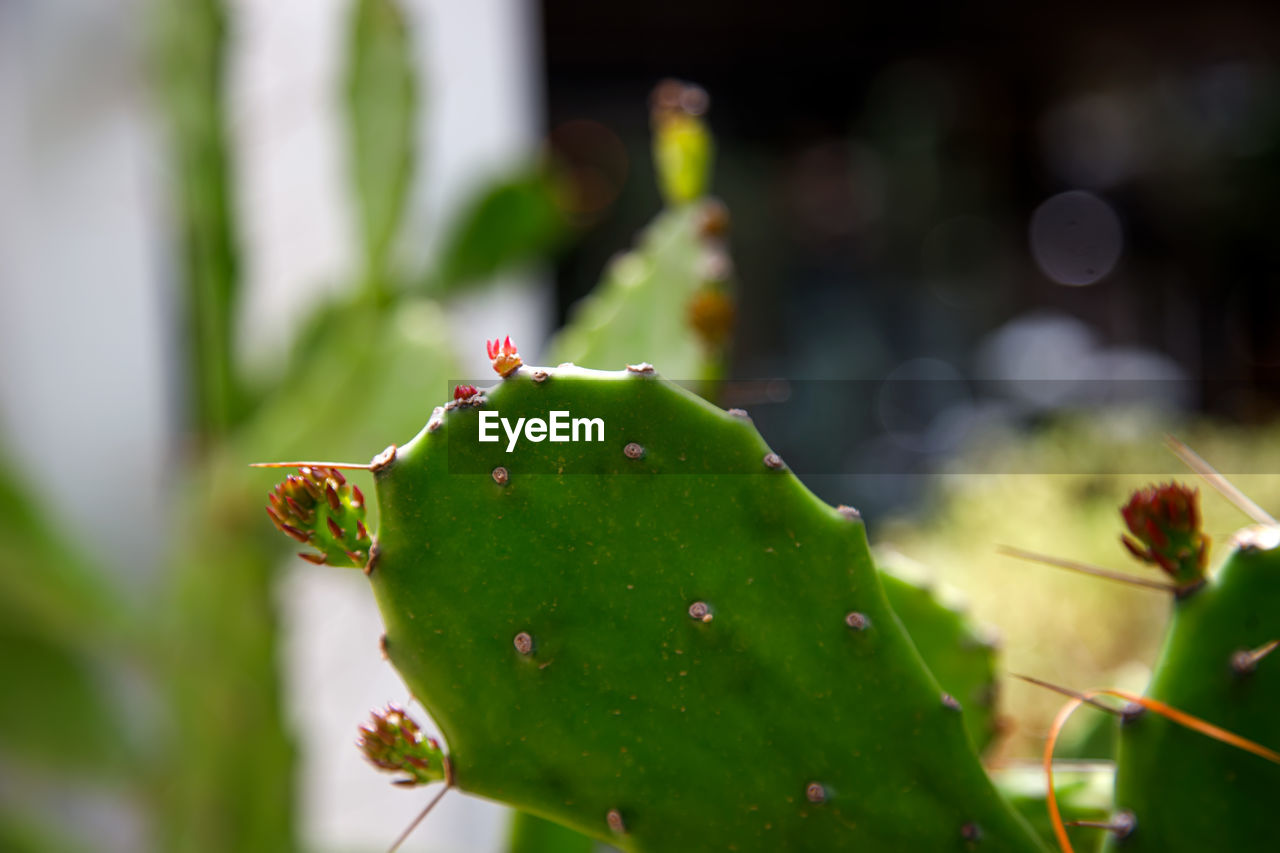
<box><xmin>264</xmin><ymin>466</ymin><xmax>372</xmax><ymax>569</ymax></box>
<box><xmin>454</xmin><ymin>384</ymin><xmax>478</xmax><ymax>400</ymax></box>
<box><xmin>1120</xmin><ymin>482</ymin><xmax>1208</xmax><ymax>585</ymax></box>
<box><xmin>357</xmin><ymin>705</ymin><xmax>446</xmax><ymax>787</ymax></box>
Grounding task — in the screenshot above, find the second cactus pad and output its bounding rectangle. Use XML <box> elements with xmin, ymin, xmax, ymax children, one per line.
<box><xmin>1108</xmin><ymin>530</ymin><xmax>1280</xmax><ymax>851</ymax></box>
<box><xmin>370</xmin><ymin>364</ymin><xmax>1043</xmax><ymax>851</ymax></box>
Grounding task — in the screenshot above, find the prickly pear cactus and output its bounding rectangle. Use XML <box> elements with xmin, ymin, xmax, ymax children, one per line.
<box><xmin>876</xmin><ymin>554</ymin><xmax>1002</xmax><ymax>754</ymax></box>
<box><xmin>297</xmin><ymin>359</ymin><xmax>1046</xmax><ymax>851</ymax></box>
<box><xmin>550</xmin><ymin>79</ymin><xmax>733</xmax><ymax>385</ymax></box>
<box><xmin>1106</xmin><ymin>487</ymin><xmax>1280</xmax><ymax>851</ymax></box>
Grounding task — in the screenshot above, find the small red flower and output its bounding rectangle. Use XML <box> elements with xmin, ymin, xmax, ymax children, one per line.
<box><xmin>486</xmin><ymin>336</ymin><xmax>522</xmax><ymax>377</ymax></box>
<box><xmin>453</xmin><ymin>384</ymin><xmax>478</xmax><ymax>401</ymax></box>
<box><xmin>1120</xmin><ymin>482</ymin><xmax>1208</xmax><ymax>585</ymax></box>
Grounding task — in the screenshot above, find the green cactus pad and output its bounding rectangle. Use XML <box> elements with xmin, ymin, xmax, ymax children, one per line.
<box><xmin>366</xmin><ymin>364</ymin><xmax>1043</xmax><ymax>851</ymax></box>
<box><xmin>507</xmin><ymin>811</ymin><xmax>598</xmax><ymax>853</ymax></box>
<box><xmin>1107</xmin><ymin>529</ymin><xmax>1280</xmax><ymax>851</ymax></box>
<box><xmin>877</xmin><ymin>556</ymin><xmax>1002</xmax><ymax>754</ymax></box>
<box><xmin>549</xmin><ymin>205</ymin><xmax>721</xmax><ymax>384</ymax></box>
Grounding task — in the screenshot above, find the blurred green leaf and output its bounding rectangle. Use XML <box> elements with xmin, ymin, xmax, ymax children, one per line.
<box><xmin>0</xmin><ymin>460</ymin><xmax>131</xmax><ymax>645</ymax></box>
<box><xmin>345</xmin><ymin>0</ymin><xmax>417</xmax><ymax>293</ymax></box>
<box><xmin>0</xmin><ymin>809</ymin><xmax>85</xmax><ymax>853</ymax></box>
<box><xmin>151</xmin><ymin>0</ymin><xmax>244</xmax><ymax>438</ymax></box>
<box><xmin>240</xmin><ymin>296</ymin><xmax>458</xmax><ymax>464</ymax></box>
<box><xmin>157</xmin><ymin>481</ymin><xmax>298</xmax><ymax>853</ymax></box>
<box><xmin>0</xmin><ymin>458</ymin><xmax>133</xmax><ymax>776</ymax></box>
<box><xmin>431</xmin><ymin>169</ymin><xmax>568</xmax><ymax>294</ymax></box>
<box><xmin>0</xmin><ymin>624</ymin><xmax>130</xmax><ymax>774</ymax></box>
<box><xmin>550</xmin><ymin>203</ymin><xmax>714</xmax><ymax>379</ymax></box>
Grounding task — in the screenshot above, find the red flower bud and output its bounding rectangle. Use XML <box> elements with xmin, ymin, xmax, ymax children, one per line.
<box><xmin>1120</xmin><ymin>482</ymin><xmax>1208</xmax><ymax>585</ymax></box>
<box><xmin>356</xmin><ymin>705</ymin><xmax>445</xmax><ymax>787</ymax></box>
<box><xmin>486</xmin><ymin>336</ymin><xmax>522</xmax><ymax>377</ymax></box>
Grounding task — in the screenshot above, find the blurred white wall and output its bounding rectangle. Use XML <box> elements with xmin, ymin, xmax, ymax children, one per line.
<box><xmin>0</xmin><ymin>0</ymin><xmax>171</xmax><ymax>582</ymax></box>
<box><xmin>0</xmin><ymin>0</ymin><xmax>548</xmax><ymax>850</ymax></box>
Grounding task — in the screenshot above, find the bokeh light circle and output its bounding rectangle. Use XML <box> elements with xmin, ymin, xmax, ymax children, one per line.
<box><xmin>1029</xmin><ymin>190</ymin><xmax>1123</xmax><ymax>286</ymax></box>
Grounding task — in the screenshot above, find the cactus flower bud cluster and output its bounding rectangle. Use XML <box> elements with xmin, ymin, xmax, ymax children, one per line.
<box><xmin>356</xmin><ymin>705</ymin><xmax>445</xmax><ymax>787</ymax></box>
<box><xmin>1121</xmin><ymin>482</ymin><xmax>1208</xmax><ymax>585</ymax></box>
<box><xmin>265</xmin><ymin>466</ymin><xmax>370</xmax><ymax>568</ymax></box>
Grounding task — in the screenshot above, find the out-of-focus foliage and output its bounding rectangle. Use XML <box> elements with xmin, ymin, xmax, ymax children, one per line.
<box><xmin>551</xmin><ymin>203</ymin><xmax>717</xmax><ymax>379</ymax></box>
<box><xmin>431</xmin><ymin>169</ymin><xmax>570</xmax><ymax>294</ymax></box>
<box><xmin>150</xmin><ymin>0</ymin><xmax>243</xmax><ymax>437</ymax></box>
<box><xmin>241</xmin><ymin>297</ymin><xmax>457</xmax><ymax>464</ymax></box>
<box><xmin>552</xmin><ymin>80</ymin><xmax>732</xmax><ymax>387</ymax></box>
<box><xmin>880</xmin><ymin>412</ymin><xmax>1280</xmax><ymax>758</ymax></box>
<box><xmin>0</xmin><ymin>460</ymin><xmax>134</xmax><ymax>776</ymax></box>
<box><xmin>345</xmin><ymin>0</ymin><xmax>417</xmax><ymax>293</ymax></box>
<box><xmin>993</xmin><ymin>766</ymin><xmax>1112</xmax><ymax>853</ymax></box>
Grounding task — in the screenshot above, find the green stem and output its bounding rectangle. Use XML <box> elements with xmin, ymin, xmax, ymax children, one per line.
<box><xmin>152</xmin><ymin>0</ymin><xmax>243</xmax><ymax>441</ymax></box>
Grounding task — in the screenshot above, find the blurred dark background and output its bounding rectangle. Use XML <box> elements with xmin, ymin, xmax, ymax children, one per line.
<box><xmin>544</xmin><ymin>0</ymin><xmax>1280</xmax><ymax>397</ymax></box>
<box><xmin>538</xmin><ymin>0</ymin><xmax>1280</xmax><ymax>517</ymax></box>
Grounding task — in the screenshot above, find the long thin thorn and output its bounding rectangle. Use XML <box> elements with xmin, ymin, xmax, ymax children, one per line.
<box><xmin>1165</xmin><ymin>435</ymin><xmax>1277</xmax><ymax>526</ymax></box>
<box><xmin>1041</xmin><ymin>686</ymin><xmax>1280</xmax><ymax>853</ymax></box>
<box><xmin>249</xmin><ymin>461</ymin><xmax>373</xmax><ymax>470</ymax></box>
<box><xmin>997</xmin><ymin>545</ymin><xmax>1183</xmax><ymax>593</ymax></box>
<box><xmin>1012</xmin><ymin>674</ymin><xmax>1135</xmax><ymax>717</ymax></box>
<box><xmin>1108</xmin><ymin>688</ymin><xmax>1280</xmax><ymax>764</ymax></box>
<box><xmin>387</xmin><ymin>782</ymin><xmax>451</xmax><ymax>853</ymax></box>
